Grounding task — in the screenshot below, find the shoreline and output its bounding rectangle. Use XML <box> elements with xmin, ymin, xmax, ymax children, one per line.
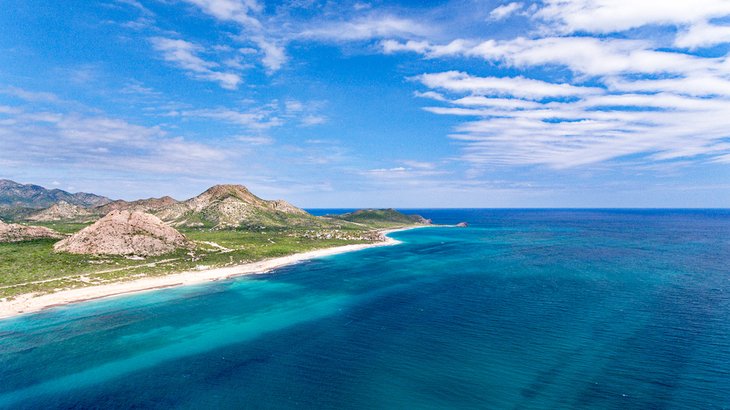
<box><xmin>0</xmin><ymin>226</ymin><xmax>424</xmax><ymax>320</ymax></box>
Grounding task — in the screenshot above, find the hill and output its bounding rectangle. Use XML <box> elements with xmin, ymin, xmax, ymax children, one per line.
<box><xmin>155</xmin><ymin>184</ymin><xmax>320</xmax><ymax>229</ymax></box>
<box><xmin>93</xmin><ymin>196</ymin><xmax>179</xmax><ymax>215</ymax></box>
<box><xmin>0</xmin><ymin>219</ymin><xmax>64</xmax><ymax>242</ymax></box>
<box><xmin>0</xmin><ymin>179</ymin><xmax>111</xmax><ymax>209</ymax></box>
<box><xmin>26</xmin><ymin>201</ymin><xmax>96</xmax><ymax>222</ymax></box>
<box><xmin>54</xmin><ymin>210</ymin><xmax>190</xmax><ymax>256</ymax></box>
<box><xmin>325</xmin><ymin>209</ymin><xmax>432</xmax><ymax>228</ymax></box>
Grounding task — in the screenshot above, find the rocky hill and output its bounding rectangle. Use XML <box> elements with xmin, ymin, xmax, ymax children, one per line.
<box><xmin>155</xmin><ymin>184</ymin><xmax>317</xmax><ymax>229</ymax></box>
<box><xmin>26</xmin><ymin>201</ymin><xmax>95</xmax><ymax>222</ymax></box>
<box><xmin>0</xmin><ymin>219</ymin><xmax>64</xmax><ymax>242</ymax></box>
<box><xmin>93</xmin><ymin>196</ymin><xmax>179</xmax><ymax>215</ymax></box>
<box><xmin>0</xmin><ymin>179</ymin><xmax>111</xmax><ymax>209</ymax></box>
<box><xmin>54</xmin><ymin>210</ymin><xmax>190</xmax><ymax>256</ymax></box>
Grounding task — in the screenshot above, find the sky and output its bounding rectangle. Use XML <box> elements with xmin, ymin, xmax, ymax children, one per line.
<box><xmin>1</xmin><ymin>0</ymin><xmax>730</xmax><ymax>207</ymax></box>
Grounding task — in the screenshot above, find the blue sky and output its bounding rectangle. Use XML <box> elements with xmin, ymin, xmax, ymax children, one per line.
<box><xmin>1</xmin><ymin>0</ymin><xmax>730</xmax><ymax>207</ymax></box>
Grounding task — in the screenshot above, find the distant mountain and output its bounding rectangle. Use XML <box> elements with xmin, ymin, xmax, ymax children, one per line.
<box><xmin>325</xmin><ymin>209</ymin><xmax>432</xmax><ymax>228</ymax></box>
<box><xmin>1</xmin><ymin>181</ymin><xmax>432</xmax><ymax>232</ymax></box>
<box><xmin>156</xmin><ymin>184</ymin><xmax>317</xmax><ymax>229</ymax></box>
<box><xmin>26</xmin><ymin>201</ymin><xmax>96</xmax><ymax>223</ymax></box>
<box><xmin>0</xmin><ymin>179</ymin><xmax>112</xmax><ymax>209</ymax></box>
<box><xmin>93</xmin><ymin>196</ymin><xmax>179</xmax><ymax>215</ymax></box>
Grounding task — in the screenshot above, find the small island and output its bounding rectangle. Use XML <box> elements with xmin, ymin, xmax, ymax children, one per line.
<box><xmin>0</xmin><ymin>180</ymin><xmax>432</xmax><ymax>318</ymax></box>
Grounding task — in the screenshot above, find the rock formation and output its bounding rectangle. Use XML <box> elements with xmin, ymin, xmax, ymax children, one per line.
<box><xmin>54</xmin><ymin>210</ymin><xmax>189</xmax><ymax>256</ymax></box>
<box><xmin>27</xmin><ymin>201</ymin><xmax>95</xmax><ymax>222</ymax></box>
<box><xmin>0</xmin><ymin>219</ymin><xmax>63</xmax><ymax>242</ymax></box>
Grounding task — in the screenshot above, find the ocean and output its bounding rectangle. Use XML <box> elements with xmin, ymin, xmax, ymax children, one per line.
<box><xmin>1</xmin><ymin>209</ymin><xmax>729</xmax><ymax>409</ymax></box>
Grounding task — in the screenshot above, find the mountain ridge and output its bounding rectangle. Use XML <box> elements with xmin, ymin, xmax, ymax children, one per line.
<box><xmin>0</xmin><ymin>179</ymin><xmax>112</xmax><ymax>209</ymax></box>
<box><xmin>156</xmin><ymin>184</ymin><xmax>314</xmax><ymax>228</ymax></box>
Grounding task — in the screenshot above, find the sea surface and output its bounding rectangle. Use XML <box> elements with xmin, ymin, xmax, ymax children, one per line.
<box><xmin>1</xmin><ymin>209</ymin><xmax>730</xmax><ymax>409</ymax></box>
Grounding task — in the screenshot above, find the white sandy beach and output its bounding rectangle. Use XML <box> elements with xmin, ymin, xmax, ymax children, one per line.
<box><xmin>0</xmin><ymin>227</ymin><xmax>418</xmax><ymax>320</ymax></box>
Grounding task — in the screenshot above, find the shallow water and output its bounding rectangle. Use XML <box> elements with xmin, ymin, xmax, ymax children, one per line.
<box><xmin>1</xmin><ymin>209</ymin><xmax>729</xmax><ymax>409</ymax></box>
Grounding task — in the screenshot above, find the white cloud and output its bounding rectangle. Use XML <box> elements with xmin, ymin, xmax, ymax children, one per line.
<box><xmin>285</xmin><ymin>100</ymin><xmax>304</xmax><ymax>112</ymax></box>
<box><xmin>535</xmin><ymin>0</ymin><xmax>730</xmax><ymax>34</ymax></box>
<box><xmin>254</xmin><ymin>38</ymin><xmax>287</xmax><ymax>72</ymax></box>
<box><xmin>380</xmin><ymin>0</ymin><xmax>730</xmax><ymax>171</ymax></box>
<box><xmin>363</xmin><ymin>164</ymin><xmax>447</xmax><ymax>180</ymax></box>
<box><xmin>675</xmin><ymin>22</ymin><xmax>730</xmax><ymax>49</ymax></box>
<box><xmin>57</xmin><ymin>116</ymin><xmax>162</xmax><ymax>144</ymax></box>
<box><xmin>177</xmin><ymin>1</ymin><xmax>293</xmax><ymax>72</ymax></box>
<box><xmin>489</xmin><ymin>2</ymin><xmax>523</xmax><ymax>21</ymax></box>
<box><xmin>182</xmin><ymin>0</ymin><xmax>263</xmax><ymax>29</ymax></box>
<box><xmin>605</xmin><ymin>76</ymin><xmax>730</xmax><ymax>97</ymax></box>
<box><xmin>116</xmin><ymin>0</ymin><xmax>153</xmax><ymax>16</ymax></box>
<box><xmin>236</xmin><ymin>135</ymin><xmax>274</xmax><ymax>145</ymax></box>
<box><xmin>451</xmin><ymin>96</ymin><xmax>540</xmax><ymax>110</ymax></box>
<box><xmin>401</xmin><ymin>160</ymin><xmax>436</xmax><ymax>169</ymax></box>
<box><xmin>416</xmin><ymin>77</ymin><xmax>730</xmax><ymax>168</ymax></box>
<box><xmin>182</xmin><ymin>99</ymin><xmax>328</xmax><ymax>129</ymax></box>
<box><xmin>1</xmin><ymin>87</ymin><xmax>62</xmax><ymax>103</ymax></box>
<box><xmin>382</xmin><ymin>39</ymin><xmax>431</xmax><ymax>54</ymax></box>
<box><xmin>0</xmin><ymin>105</ymin><xmax>231</xmax><ymax>176</ymax></box>
<box><xmin>301</xmin><ymin>15</ymin><xmax>431</xmax><ymax>41</ymax></box>
<box><xmin>386</xmin><ymin>36</ymin><xmax>717</xmax><ymax>78</ymax></box>
<box><xmin>300</xmin><ymin>115</ymin><xmax>327</xmax><ymax>126</ymax></box>
<box><xmin>183</xmin><ymin>107</ymin><xmax>283</xmax><ymax>129</ymax></box>
<box><xmin>370</xmin><ymin>167</ymin><xmax>407</xmax><ymax>173</ymax></box>
<box><xmin>416</xmin><ymin>71</ymin><xmax>601</xmax><ymax>100</ymax></box>
<box><xmin>468</xmin><ymin>37</ymin><xmax>711</xmax><ymax>77</ymax></box>
<box><xmin>150</xmin><ymin>37</ymin><xmax>242</xmax><ymax>89</ymax></box>
<box><xmin>413</xmin><ymin>90</ymin><xmax>448</xmax><ymax>102</ymax></box>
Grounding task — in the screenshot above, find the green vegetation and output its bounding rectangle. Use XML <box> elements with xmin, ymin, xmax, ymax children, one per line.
<box><xmin>0</xmin><ymin>208</ymin><xmax>429</xmax><ymax>299</ymax></box>
<box><xmin>0</xmin><ymin>206</ymin><xmax>36</xmax><ymax>223</ymax></box>
<box><xmin>0</xmin><ymin>226</ymin><xmax>372</xmax><ymax>299</ymax></box>
<box><xmin>31</xmin><ymin>222</ymin><xmax>91</xmax><ymax>234</ymax></box>
<box><xmin>325</xmin><ymin>208</ymin><xmax>431</xmax><ymax>228</ymax></box>
<box><xmin>175</xmin><ymin>207</ymin><xmax>333</xmax><ymax>229</ymax></box>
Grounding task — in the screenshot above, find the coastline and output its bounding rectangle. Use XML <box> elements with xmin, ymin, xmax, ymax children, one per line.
<box><xmin>0</xmin><ymin>226</ymin><xmax>423</xmax><ymax>320</ymax></box>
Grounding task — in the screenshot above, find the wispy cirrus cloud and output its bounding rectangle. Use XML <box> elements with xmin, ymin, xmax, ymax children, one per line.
<box><xmin>174</xmin><ymin>98</ymin><xmax>327</xmax><ymax>130</ymax></box>
<box><xmin>385</xmin><ymin>36</ymin><xmax>718</xmax><ymax>77</ymax></box>
<box><xmin>379</xmin><ymin>1</ymin><xmax>730</xmax><ymax>171</ymax></box>
<box><xmin>150</xmin><ymin>37</ymin><xmax>242</xmax><ymax>89</ymax></box>
<box><xmin>0</xmin><ymin>101</ymin><xmax>230</xmax><ymax>176</ymax></box>
<box><xmin>414</xmin><ymin>79</ymin><xmax>730</xmax><ymax>168</ymax></box>
<box><xmin>300</xmin><ymin>15</ymin><xmax>432</xmax><ymax>41</ymax></box>
<box><xmin>416</xmin><ymin>71</ymin><xmax>601</xmax><ymax>100</ymax></box>
<box><xmin>181</xmin><ymin>107</ymin><xmax>283</xmax><ymax>129</ymax></box>
<box><xmin>182</xmin><ymin>0</ymin><xmax>263</xmax><ymax>29</ymax></box>
<box><xmin>489</xmin><ymin>2</ymin><xmax>523</xmax><ymax>21</ymax></box>
<box><xmin>179</xmin><ymin>0</ymin><xmax>287</xmax><ymax>72</ymax></box>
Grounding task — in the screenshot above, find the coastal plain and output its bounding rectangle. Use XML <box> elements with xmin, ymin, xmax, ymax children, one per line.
<box><xmin>0</xmin><ymin>181</ymin><xmax>432</xmax><ymax>318</ymax></box>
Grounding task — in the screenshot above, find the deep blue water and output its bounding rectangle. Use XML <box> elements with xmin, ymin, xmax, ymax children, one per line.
<box><xmin>1</xmin><ymin>209</ymin><xmax>730</xmax><ymax>409</ymax></box>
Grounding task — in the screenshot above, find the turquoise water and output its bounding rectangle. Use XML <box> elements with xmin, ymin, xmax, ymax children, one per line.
<box><xmin>1</xmin><ymin>209</ymin><xmax>730</xmax><ymax>409</ymax></box>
